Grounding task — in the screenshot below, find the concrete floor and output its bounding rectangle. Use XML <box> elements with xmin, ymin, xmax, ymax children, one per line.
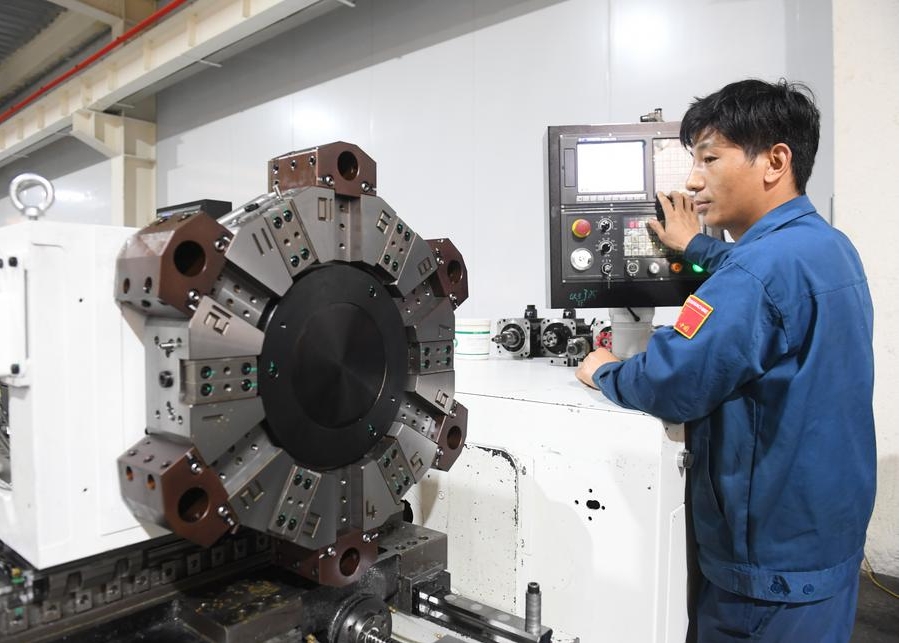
<box><xmin>851</xmin><ymin>571</ymin><xmax>898</xmax><ymax>642</ymax></box>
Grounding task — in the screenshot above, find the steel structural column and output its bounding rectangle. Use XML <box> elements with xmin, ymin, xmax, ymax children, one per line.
<box><xmin>72</xmin><ymin>109</ymin><xmax>156</xmax><ymax>227</ymax></box>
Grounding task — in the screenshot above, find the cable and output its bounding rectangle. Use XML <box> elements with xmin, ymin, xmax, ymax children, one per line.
<box><xmin>862</xmin><ymin>556</ymin><xmax>899</xmax><ymax>599</ymax></box>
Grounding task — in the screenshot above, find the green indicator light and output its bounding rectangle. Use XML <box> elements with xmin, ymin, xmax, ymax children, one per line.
<box><xmin>691</xmin><ymin>264</ymin><xmax>704</xmax><ymax>274</ymax></box>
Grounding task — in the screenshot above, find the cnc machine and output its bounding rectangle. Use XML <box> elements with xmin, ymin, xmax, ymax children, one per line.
<box><xmin>1</xmin><ymin>123</ymin><xmax>707</xmax><ymax>642</ymax></box>
<box><xmin>0</xmin><ymin>143</ymin><xmax>566</xmax><ymax>643</ymax></box>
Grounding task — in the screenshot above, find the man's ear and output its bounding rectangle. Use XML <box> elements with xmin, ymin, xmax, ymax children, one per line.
<box><xmin>764</xmin><ymin>143</ymin><xmax>793</xmax><ymax>186</ymax></box>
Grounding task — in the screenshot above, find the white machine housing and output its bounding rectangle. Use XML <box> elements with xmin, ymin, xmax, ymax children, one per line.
<box><xmin>409</xmin><ymin>359</ymin><xmax>689</xmax><ymax>643</ymax></box>
<box><xmin>0</xmin><ymin>221</ymin><xmax>164</xmax><ymax>570</ymax></box>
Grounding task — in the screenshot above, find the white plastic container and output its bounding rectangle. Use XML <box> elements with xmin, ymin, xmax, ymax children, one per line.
<box><xmin>454</xmin><ymin>318</ymin><xmax>492</xmax><ymax>359</ymax></box>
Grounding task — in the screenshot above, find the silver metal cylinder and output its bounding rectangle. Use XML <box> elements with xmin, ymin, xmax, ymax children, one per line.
<box><xmin>361</xmin><ymin>628</ymin><xmax>395</xmax><ymax>643</ymax></box>
<box><xmin>525</xmin><ymin>581</ymin><xmax>542</xmax><ymax>634</ymax></box>
<box><xmin>609</xmin><ymin>306</ymin><xmax>655</xmax><ymax>359</ymax></box>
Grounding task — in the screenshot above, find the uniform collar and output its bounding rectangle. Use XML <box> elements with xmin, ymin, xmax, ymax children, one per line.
<box><xmin>735</xmin><ymin>195</ymin><xmax>816</xmax><ymax>246</ymax></box>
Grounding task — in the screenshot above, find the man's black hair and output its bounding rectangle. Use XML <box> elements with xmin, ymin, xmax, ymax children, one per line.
<box><xmin>679</xmin><ymin>79</ymin><xmax>820</xmax><ymax>194</ymax></box>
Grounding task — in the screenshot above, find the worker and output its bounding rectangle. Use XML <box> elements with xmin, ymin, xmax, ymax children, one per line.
<box><xmin>576</xmin><ymin>79</ymin><xmax>875</xmax><ymax>642</ymax></box>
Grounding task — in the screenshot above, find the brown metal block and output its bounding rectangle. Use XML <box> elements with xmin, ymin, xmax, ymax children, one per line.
<box><xmin>115</xmin><ymin>213</ymin><xmax>233</xmax><ymax>316</ymax></box>
<box><xmin>268</xmin><ymin>142</ymin><xmax>376</xmax><ymax>198</ymax></box>
<box><xmin>273</xmin><ymin>529</ymin><xmax>377</xmax><ymax>588</ymax></box>
<box><xmin>118</xmin><ymin>435</ymin><xmax>235</xmax><ymax>547</ymax></box>
<box><xmin>426</xmin><ymin>238</ymin><xmax>468</xmax><ymax>309</ymax></box>
<box><xmin>430</xmin><ymin>401</ymin><xmax>468</xmax><ymax>472</ymax></box>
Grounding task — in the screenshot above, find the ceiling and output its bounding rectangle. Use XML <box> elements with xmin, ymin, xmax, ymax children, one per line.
<box><xmin>0</xmin><ymin>0</ymin><xmax>155</xmax><ymax>114</ymax></box>
<box><xmin>0</xmin><ymin>2</ymin><xmax>65</xmax><ymax>66</ymax></box>
<box><xmin>0</xmin><ymin>0</ymin><xmax>350</xmax><ymax>167</ymax></box>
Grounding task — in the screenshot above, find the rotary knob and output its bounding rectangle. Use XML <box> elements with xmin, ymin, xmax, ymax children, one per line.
<box><xmin>599</xmin><ymin>218</ymin><xmax>612</xmax><ymax>232</ymax></box>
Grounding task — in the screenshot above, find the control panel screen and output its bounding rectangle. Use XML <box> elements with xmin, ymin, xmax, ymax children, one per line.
<box><xmin>576</xmin><ymin>141</ymin><xmax>645</xmax><ymax>194</ymax></box>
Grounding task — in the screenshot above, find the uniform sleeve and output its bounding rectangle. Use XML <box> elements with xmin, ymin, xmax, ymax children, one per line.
<box><xmin>684</xmin><ymin>234</ymin><xmax>734</xmax><ymax>274</ymax></box>
<box><xmin>593</xmin><ymin>262</ymin><xmax>788</xmax><ymax>422</ymax></box>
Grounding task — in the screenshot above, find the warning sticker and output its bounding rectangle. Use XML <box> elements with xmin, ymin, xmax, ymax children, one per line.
<box><xmin>675</xmin><ymin>295</ymin><xmax>714</xmax><ymax>339</ymax></box>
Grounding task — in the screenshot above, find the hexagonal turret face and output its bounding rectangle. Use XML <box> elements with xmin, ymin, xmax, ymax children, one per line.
<box><xmin>268</xmin><ymin>142</ymin><xmax>376</xmax><ymax>198</ymax></box>
<box><xmin>118</xmin><ymin>436</ymin><xmax>233</xmax><ymax>547</ymax></box>
<box><xmin>272</xmin><ymin>529</ymin><xmax>378</xmax><ymax>587</ymax></box>
<box><xmin>115</xmin><ymin>212</ymin><xmax>233</xmax><ymax>317</ymax></box>
<box><xmin>430</xmin><ymin>401</ymin><xmax>468</xmax><ymax>472</ymax></box>
<box><xmin>116</xmin><ymin>142</ymin><xmax>470</xmax><ymax>587</ymax></box>
<box><xmin>427</xmin><ymin>238</ymin><xmax>469</xmax><ymax>309</ymax></box>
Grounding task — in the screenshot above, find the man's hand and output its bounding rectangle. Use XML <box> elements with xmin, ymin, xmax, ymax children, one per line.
<box><xmin>576</xmin><ymin>348</ymin><xmax>621</xmax><ymax>389</ymax></box>
<box><xmin>648</xmin><ymin>191</ymin><xmax>701</xmax><ymax>253</ymax></box>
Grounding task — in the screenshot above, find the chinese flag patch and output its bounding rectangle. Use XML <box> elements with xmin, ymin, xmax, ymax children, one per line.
<box><xmin>675</xmin><ymin>294</ymin><xmax>714</xmax><ymax>339</ymax></box>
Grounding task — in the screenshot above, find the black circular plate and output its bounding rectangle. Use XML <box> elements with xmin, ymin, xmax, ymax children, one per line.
<box><xmin>259</xmin><ymin>264</ymin><xmax>406</xmax><ymax>469</ymax></box>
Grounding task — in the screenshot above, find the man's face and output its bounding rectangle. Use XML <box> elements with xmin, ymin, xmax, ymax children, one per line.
<box><xmin>685</xmin><ymin>130</ymin><xmax>770</xmax><ymax>239</ymax></box>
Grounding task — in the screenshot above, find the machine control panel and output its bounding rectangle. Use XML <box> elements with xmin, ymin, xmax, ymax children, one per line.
<box><xmin>567</xmin><ymin>213</ymin><xmax>696</xmax><ymax>279</ymax></box>
<box><xmin>548</xmin><ymin>121</ymin><xmax>714</xmax><ymax>308</ymax></box>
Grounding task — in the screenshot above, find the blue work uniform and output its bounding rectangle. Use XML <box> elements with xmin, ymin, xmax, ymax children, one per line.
<box><xmin>593</xmin><ymin>196</ymin><xmax>875</xmax><ymax>637</ymax></box>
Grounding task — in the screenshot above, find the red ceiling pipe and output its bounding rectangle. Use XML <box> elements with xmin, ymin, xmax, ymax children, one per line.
<box><xmin>0</xmin><ymin>0</ymin><xmax>192</xmax><ymax>126</ymax></box>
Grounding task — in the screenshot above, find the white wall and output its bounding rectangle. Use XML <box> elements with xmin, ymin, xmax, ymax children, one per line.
<box><xmin>0</xmin><ymin>139</ymin><xmax>112</xmax><ymax>226</ymax></box>
<box><xmin>155</xmin><ymin>0</ymin><xmax>786</xmax><ymax>323</ymax></box>
<box><xmin>784</xmin><ymin>0</ymin><xmax>834</xmax><ymax>220</ymax></box>
<box><xmin>833</xmin><ymin>0</ymin><xmax>899</xmax><ymax>576</ymax></box>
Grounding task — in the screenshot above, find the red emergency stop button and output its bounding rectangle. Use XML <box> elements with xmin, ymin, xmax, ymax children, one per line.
<box><xmin>571</xmin><ymin>218</ymin><xmax>592</xmax><ymax>239</ymax></box>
